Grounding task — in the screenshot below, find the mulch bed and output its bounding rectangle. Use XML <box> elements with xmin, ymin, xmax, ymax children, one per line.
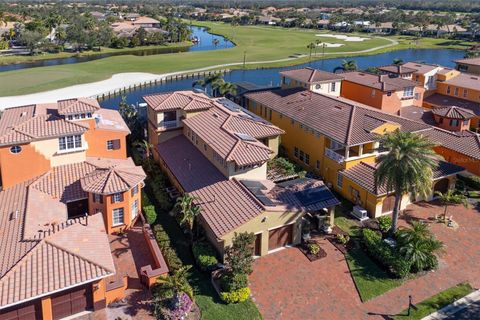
<box><xmin>324</xmin><ymin>226</ymin><xmax>356</xmax><ymax>255</ymax></box>
<box><xmin>298</xmin><ymin>242</ymin><xmax>328</xmax><ymax>262</ymax></box>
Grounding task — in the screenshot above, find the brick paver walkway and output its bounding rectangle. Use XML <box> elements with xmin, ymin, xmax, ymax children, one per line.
<box><xmin>249</xmin><ymin>202</ymin><xmax>480</xmax><ymax>320</ymax></box>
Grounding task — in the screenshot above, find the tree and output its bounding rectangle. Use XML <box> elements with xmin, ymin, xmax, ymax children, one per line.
<box><xmin>393</xmin><ymin>58</ymin><xmax>403</xmax><ymax>65</ymax></box>
<box><xmin>212</xmin><ymin>79</ymin><xmax>237</xmax><ymax>97</ymax></box>
<box><xmin>175</xmin><ymin>193</ymin><xmax>201</xmax><ymax>241</ymax></box>
<box><xmin>435</xmin><ymin>190</ymin><xmax>469</xmax><ymax>223</ymax></box>
<box><xmin>156</xmin><ymin>265</ymin><xmax>194</xmax><ymax>301</ymax></box>
<box><xmin>224</xmin><ymin>232</ymin><xmax>255</xmax><ymax>276</ymax></box>
<box><xmin>397</xmin><ymin>221</ymin><xmax>443</xmax><ymax>272</ymax></box>
<box><xmin>307</xmin><ymin>42</ymin><xmax>315</xmax><ymax>60</ymax></box>
<box><xmin>375</xmin><ymin>131</ymin><xmax>437</xmax><ymax>236</ymax></box>
<box><xmin>192</xmin><ymin>72</ymin><xmax>222</xmax><ymax>94</ymax></box>
<box><xmin>134</xmin><ymin>140</ymin><xmax>153</xmax><ymax>159</ymax></box>
<box><xmin>334</xmin><ymin>59</ymin><xmax>358</xmax><ymax>73</ymax></box>
<box><xmin>20</xmin><ymin>30</ymin><xmax>44</xmax><ymax>54</ymax></box>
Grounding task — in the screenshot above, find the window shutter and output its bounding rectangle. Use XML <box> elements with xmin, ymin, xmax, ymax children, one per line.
<box><xmin>113</xmin><ymin>139</ymin><xmax>121</xmax><ymax>150</ymax></box>
<box><xmin>119</xmin><ymin>192</ymin><xmax>124</xmax><ymax>202</ymax></box>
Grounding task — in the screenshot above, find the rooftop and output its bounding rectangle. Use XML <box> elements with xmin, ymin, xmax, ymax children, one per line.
<box><xmin>342</xmin><ymin>71</ymin><xmax>417</xmax><ymax>91</ymax></box>
<box><xmin>402</xmin><ymin>62</ymin><xmax>440</xmax><ymax>75</ymax></box>
<box><xmin>399</xmin><ymin>106</ymin><xmax>436</xmax><ymax>126</ymax></box>
<box><xmin>280</xmin><ymin>67</ymin><xmax>344</xmax><ymax>84</ymax></box>
<box><xmin>455</xmin><ymin>57</ymin><xmax>480</xmax><ymax>66</ymax></box>
<box><xmin>432</xmin><ymin>105</ymin><xmax>476</xmax><ymax>119</ymax></box>
<box><xmin>343</xmin><ymin>160</ymin><xmax>465</xmax><ymax>196</ymax></box>
<box><xmin>424</xmin><ymin>93</ymin><xmax>480</xmax><ymax>116</ymax></box>
<box><xmin>444</xmin><ymin>73</ymin><xmax>480</xmax><ymax>92</ymax></box>
<box><xmin>378</xmin><ymin>64</ymin><xmax>417</xmax><ymax>74</ymax></box>
<box><xmin>246</xmin><ymin>88</ymin><xmax>429</xmax><ymax>146</ymax></box>
<box><xmin>143</xmin><ymin>90</ymin><xmax>214</xmax><ymax>112</ymax></box>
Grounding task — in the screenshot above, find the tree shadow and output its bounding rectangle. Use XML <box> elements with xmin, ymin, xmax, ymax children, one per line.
<box><xmin>366</xmin><ymin>311</ymin><xmax>396</xmax><ymax>319</ymax></box>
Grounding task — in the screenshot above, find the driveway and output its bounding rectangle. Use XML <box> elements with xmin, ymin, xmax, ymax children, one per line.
<box><xmin>249</xmin><ymin>202</ymin><xmax>480</xmax><ymax>320</ymax></box>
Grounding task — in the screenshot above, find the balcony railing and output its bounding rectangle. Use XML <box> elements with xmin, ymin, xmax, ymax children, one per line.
<box><xmin>325</xmin><ymin>148</ymin><xmax>345</xmax><ymax>163</ymax></box>
<box><xmin>158</xmin><ymin>120</ymin><xmax>178</xmax><ymax>130</ymax></box>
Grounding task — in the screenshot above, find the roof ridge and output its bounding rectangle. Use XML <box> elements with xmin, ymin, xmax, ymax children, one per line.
<box><xmin>345</xmin><ymin>105</ymin><xmax>356</xmax><ymax>145</ymax></box>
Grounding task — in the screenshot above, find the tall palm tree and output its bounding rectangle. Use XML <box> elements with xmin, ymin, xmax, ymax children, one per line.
<box><xmin>175</xmin><ymin>193</ymin><xmax>201</xmax><ymax>241</ymax></box>
<box><xmin>435</xmin><ymin>190</ymin><xmax>469</xmax><ymax>223</ymax></box>
<box><xmin>133</xmin><ymin>139</ymin><xmax>154</xmax><ymax>159</ymax></box>
<box><xmin>307</xmin><ymin>42</ymin><xmax>316</xmax><ymax>60</ymax></box>
<box><xmin>192</xmin><ymin>72</ymin><xmax>222</xmax><ymax>94</ymax></box>
<box><xmin>315</xmin><ymin>39</ymin><xmax>322</xmax><ymax>56</ymax></box>
<box><xmin>375</xmin><ymin>131</ymin><xmax>437</xmax><ymax>236</ymax></box>
<box><xmin>333</xmin><ymin>59</ymin><xmax>358</xmax><ymax>73</ymax></box>
<box><xmin>216</xmin><ymin>81</ymin><xmax>237</xmax><ymax>97</ymax></box>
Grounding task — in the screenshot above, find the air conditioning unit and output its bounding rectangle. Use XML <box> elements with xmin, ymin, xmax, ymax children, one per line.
<box><xmin>351</xmin><ymin>205</ymin><xmax>368</xmax><ymax>221</ymax></box>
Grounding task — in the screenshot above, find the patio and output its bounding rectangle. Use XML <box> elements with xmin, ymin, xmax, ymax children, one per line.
<box><xmin>249</xmin><ymin>201</ymin><xmax>480</xmax><ymax>320</ymax></box>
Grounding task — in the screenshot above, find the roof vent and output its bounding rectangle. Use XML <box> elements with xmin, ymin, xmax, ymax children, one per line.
<box><xmin>213</xmin><ymin>113</ymin><xmax>219</xmax><ymax>118</ymax></box>
<box><xmin>10</xmin><ymin>210</ymin><xmax>19</xmax><ymax>220</ymax></box>
<box><xmin>334</xmin><ymin>105</ymin><xmax>343</xmax><ymax>110</ymax></box>
<box><xmin>20</xmin><ymin>112</ymin><xmax>27</xmax><ymax>117</ymax></box>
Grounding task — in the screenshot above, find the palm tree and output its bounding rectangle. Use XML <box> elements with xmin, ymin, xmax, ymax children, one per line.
<box><xmin>333</xmin><ymin>59</ymin><xmax>358</xmax><ymax>73</ymax></box>
<box><xmin>375</xmin><ymin>131</ymin><xmax>437</xmax><ymax>236</ymax></box>
<box><xmin>315</xmin><ymin>39</ymin><xmax>322</xmax><ymax>56</ymax></box>
<box><xmin>397</xmin><ymin>221</ymin><xmax>443</xmax><ymax>272</ymax></box>
<box><xmin>393</xmin><ymin>58</ymin><xmax>403</xmax><ymax>65</ymax></box>
<box><xmin>156</xmin><ymin>265</ymin><xmax>193</xmax><ymax>301</ymax></box>
<box><xmin>175</xmin><ymin>193</ymin><xmax>201</xmax><ymax>241</ymax></box>
<box><xmin>192</xmin><ymin>72</ymin><xmax>222</xmax><ymax>94</ymax></box>
<box><xmin>133</xmin><ymin>139</ymin><xmax>154</xmax><ymax>159</ymax></box>
<box><xmin>216</xmin><ymin>81</ymin><xmax>237</xmax><ymax>97</ymax></box>
<box><xmin>307</xmin><ymin>42</ymin><xmax>316</xmax><ymax>60</ymax></box>
<box><xmin>435</xmin><ymin>190</ymin><xmax>469</xmax><ymax>223</ymax></box>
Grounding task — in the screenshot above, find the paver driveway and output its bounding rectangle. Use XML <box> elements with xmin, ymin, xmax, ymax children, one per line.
<box><xmin>249</xmin><ymin>202</ymin><xmax>480</xmax><ymax>320</ymax></box>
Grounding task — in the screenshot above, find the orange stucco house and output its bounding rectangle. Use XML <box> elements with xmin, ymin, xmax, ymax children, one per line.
<box><xmin>0</xmin><ymin>98</ymin><xmax>168</xmax><ymax>320</ymax></box>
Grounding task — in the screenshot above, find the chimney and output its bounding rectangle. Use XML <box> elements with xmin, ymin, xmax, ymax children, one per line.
<box><xmin>378</xmin><ymin>74</ymin><xmax>387</xmax><ymax>91</ymax></box>
<box><xmin>397</xmin><ymin>65</ymin><xmax>401</xmax><ymax>73</ymax></box>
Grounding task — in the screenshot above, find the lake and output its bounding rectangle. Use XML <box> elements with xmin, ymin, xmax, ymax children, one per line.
<box><xmin>98</xmin><ymin>48</ymin><xmax>464</xmax><ymax>109</ymax></box>
<box><xmin>0</xmin><ymin>26</ymin><xmax>235</xmax><ymax>73</ymax></box>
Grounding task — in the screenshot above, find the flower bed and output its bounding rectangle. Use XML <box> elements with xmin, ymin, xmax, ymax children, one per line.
<box><xmin>298</xmin><ymin>241</ymin><xmax>327</xmax><ymax>262</ymax></box>
<box><xmin>325</xmin><ymin>226</ymin><xmax>355</xmax><ymax>254</ymax></box>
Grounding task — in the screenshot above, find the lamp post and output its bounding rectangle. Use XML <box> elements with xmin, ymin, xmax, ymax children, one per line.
<box><xmin>243</xmin><ymin>50</ymin><xmax>246</xmax><ymax>68</ymax></box>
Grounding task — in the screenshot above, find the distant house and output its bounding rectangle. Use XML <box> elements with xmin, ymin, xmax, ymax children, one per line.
<box><xmin>317</xmin><ymin>19</ymin><xmax>330</xmax><ymax>29</ymax></box>
<box><xmin>258</xmin><ymin>16</ymin><xmax>281</xmax><ymax>25</ymax></box>
<box><xmin>124</xmin><ymin>13</ymin><xmax>141</xmax><ymax>21</ymax></box>
<box><xmin>90</xmin><ymin>11</ymin><xmax>106</xmax><ymax>21</ymax></box>
<box><xmin>111</xmin><ymin>16</ymin><xmax>166</xmax><ymax>39</ymax></box>
<box><xmin>365</xmin><ymin>22</ymin><xmax>394</xmax><ymax>34</ymax></box>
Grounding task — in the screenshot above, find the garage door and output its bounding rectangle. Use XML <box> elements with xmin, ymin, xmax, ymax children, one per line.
<box><xmin>268</xmin><ymin>224</ymin><xmax>293</xmax><ymax>251</ymax></box>
<box><xmin>52</xmin><ymin>286</ymin><xmax>93</xmax><ymax>320</ymax></box>
<box><xmin>0</xmin><ymin>301</ymin><xmax>41</xmax><ymax>320</ymax></box>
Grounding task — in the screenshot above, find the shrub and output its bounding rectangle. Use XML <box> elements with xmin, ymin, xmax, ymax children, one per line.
<box><xmin>154</xmin><ymin>225</ymin><xmax>183</xmax><ymax>272</ymax></box>
<box><xmin>144</xmin><ymin>205</ymin><xmax>157</xmax><ymax>224</ymax></box>
<box><xmin>378</xmin><ymin>216</ymin><xmax>392</xmax><ymax>233</ymax></box>
<box><xmin>336</xmin><ymin>234</ymin><xmax>350</xmax><ymax>245</ymax></box>
<box><xmin>458</xmin><ymin>174</ymin><xmax>480</xmax><ymax>190</ymax></box>
<box><xmin>220</xmin><ymin>273</ymin><xmax>249</xmax><ymax>292</ymax></box>
<box><xmin>220</xmin><ymin>287</ymin><xmax>251</xmax><ymax>304</ymax></box>
<box><xmin>308</xmin><ymin>243</ymin><xmax>320</xmax><ymax>255</ymax></box>
<box><xmin>192</xmin><ymin>241</ymin><xmax>218</xmax><ymax>271</ymax></box>
<box><xmin>224</xmin><ymin>232</ymin><xmax>256</xmax><ymax>275</ymax></box>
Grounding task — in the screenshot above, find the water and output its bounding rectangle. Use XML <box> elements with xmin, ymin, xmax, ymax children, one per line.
<box><xmin>99</xmin><ymin>48</ymin><xmax>464</xmax><ymax>109</ymax></box>
<box><xmin>0</xmin><ymin>26</ymin><xmax>235</xmax><ymax>72</ymax></box>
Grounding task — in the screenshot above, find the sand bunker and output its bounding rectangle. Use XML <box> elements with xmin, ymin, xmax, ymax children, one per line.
<box><xmin>316</xmin><ymin>34</ymin><xmax>370</xmax><ymax>42</ymax></box>
<box><xmin>317</xmin><ymin>42</ymin><xmax>344</xmax><ymax>48</ymax></box>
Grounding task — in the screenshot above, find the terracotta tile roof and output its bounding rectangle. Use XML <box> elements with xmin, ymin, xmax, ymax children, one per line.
<box><xmin>0</xmin><ymin>214</ymin><xmax>114</xmax><ymax>309</ymax></box>
<box><xmin>378</xmin><ymin>64</ymin><xmax>417</xmax><ymax>74</ymax></box>
<box><xmin>455</xmin><ymin>57</ymin><xmax>480</xmax><ymax>66</ymax></box>
<box><xmin>422</xmin><ymin>128</ymin><xmax>480</xmax><ymax>160</ymax></box>
<box><xmin>183</xmin><ymin>100</ymin><xmax>277</xmax><ymax>166</ymax></box>
<box><xmin>343</xmin><ymin>160</ymin><xmax>464</xmax><ymax>196</ymax></box>
<box><xmin>246</xmin><ymin>88</ymin><xmax>430</xmax><ymax>146</ymax></box>
<box><xmin>402</xmin><ymin>62</ymin><xmax>440</xmax><ymax>74</ymax></box>
<box><xmin>280</xmin><ymin>67</ymin><xmax>343</xmax><ymax>83</ymax></box>
<box><xmin>143</xmin><ymin>91</ymin><xmax>214</xmax><ymax>112</ymax></box>
<box><xmin>57</xmin><ymin>98</ymin><xmax>101</xmax><ymax>115</ymax></box>
<box><xmin>132</xmin><ymin>16</ymin><xmax>160</xmax><ymax>24</ymax></box>
<box><xmin>95</xmin><ymin>109</ymin><xmax>131</xmax><ymax>133</ymax></box>
<box><xmin>444</xmin><ymin>73</ymin><xmax>480</xmax><ymax>91</ymax></box>
<box><xmin>341</xmin><ymin>71</ymin><xmax>417</xmax><ymax>91</ymax></box>
<box><xmin>155</xmin><ymin>135</ymin><xmax>264</xmax><ymax>238</ymax></box>
<box><xmin>424</xmin><ymin>93</ymin><xmax>480</xmax><ymax>116</ymax></box>
<box><xmin>431</xmin><ymin>106</ymin><xmax>476</xmax><ymax>119</ymax></box>
<box><xmin>399</xmin><ymin>106</ymin><xmax>436</xmax><ymax>126</ymax></box>
<box><xmin>81</xmin><ymin>163</ymin><xmax>145</xmax><ymax>195</ymax></box>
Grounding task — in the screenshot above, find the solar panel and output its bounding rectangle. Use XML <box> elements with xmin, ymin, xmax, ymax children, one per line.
<box><xmin>235</xmin><ymin>132</ymin><xmax>256</xmax><ymax>142</ymax></box>
<box><xmin>240</xmin><ymin>180</ymin><xmax>267</xmax><ymax>190</ymax></box>
<box><xmin>256</xmin><ymin>195</ymin><xmax>275</xmax><ymax>206</ymax></box>
<box><xmin>294</xmin><ymin>187</ymin><xmax>336</xmax><ymax>207</ymax></box>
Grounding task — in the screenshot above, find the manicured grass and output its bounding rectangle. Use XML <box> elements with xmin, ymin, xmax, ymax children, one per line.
<box><xmin>393</xmin><ymin>283</ymin><xmax>474</xmax><ymax>319</ymax></box>
<box><xmin>0</xmin><ymin>21</ymin><xmax>403</xmax><ymax>96</ymax></box>
<box><xmin>144</xmin><ymin>181</ymin><xmax>262</xmax><ymax>320</ymax></box>
<box><xmin>346</xmin><ymin>248</ymin><xmax>404</xmax><ymax>302</ymax></box>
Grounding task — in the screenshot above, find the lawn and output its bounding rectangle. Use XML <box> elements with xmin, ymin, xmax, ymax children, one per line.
<box><xmin>346</xmin><ymin>248</ymin><xmax>404</xmax><ymax>302</ymax></box>
<box><xmin>393</xmin><ymin>283</ymin><xmax>474</xmax><ymax>319</ymax></box>
<box><xmin>0</xmin><ymin>20</ymin><xmax>460</xmax><ymax>97</ymax></box>
<box><xmin>143</xmin><ymin>181</ymin><xmax>262</xmax><ymax>320</ymax></box>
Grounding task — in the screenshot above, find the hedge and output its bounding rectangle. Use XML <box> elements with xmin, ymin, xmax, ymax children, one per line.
<box><xmin>143</xmin><ymin>205</ymin><xmax>157</xmax><ymax>224</ymax></box>
<box><xmin>154</xmin><ymin>224</ymin><xmax>183</xmax><ymax>272</ymax></box>
<box><xmin>458</xmin><ymin>174</ymin><xmax>480</xmax><ymax>190</ymax></box>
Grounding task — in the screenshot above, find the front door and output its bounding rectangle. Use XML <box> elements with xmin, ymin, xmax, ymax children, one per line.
<box><xmin>268</xmin><ymin>224</ymin><xmax>293</xmax><ymax>251</ymax></box>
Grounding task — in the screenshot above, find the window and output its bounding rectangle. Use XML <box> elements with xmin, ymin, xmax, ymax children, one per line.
<box><xmin>403</xmin><ymin>87</ymin><xmax>414</xmax><ymax>97</ymax></box>
<box><xmin>59</xmin><ymin>135</ymin><xmax>82</xmax><ymax>151</ymax></box>
<box><xmin>337</xmin><ymin>172</ymin><xmax>343</xmax><ymax>188</ymax></box>
<box><xmin>67</xmin><ymin>115</ymin><xmax>73</xmax><ymax>120</ymax></box>
<box><xmin>450</xmin><ymin>119</ymin><xmax>459</xmax><ymax>127</ymax></box>
<box><xmin>80</xmin><ymin>113</ymin><xmax>86</xmax><ymax>119</ymax></box>
<box><xmin>131</xmin><ymin>185</ymin><xmax>139</xmax><ymax>197</ymax></box>
<box><xmin>9</xmin><ymin>145</ymin><xmax>22</xmax><ymax>154</ymax></box>
<box><xmin>93</xmin><ymin>193</ymin><xmax>103</xmax><ymax>204</ymax></box>
<box><xmin>294</xmin><ymin>147</ymin><xmax>299</xmax><ymax>158</ymax></box>
<box><xmin>131</xmin><ymin>200</ymin><xmax>139</xmax><ymax>220</ymax></box>
<box><xmin>331</xmin><ymin>82</ymin><xmax>336</xmax><ymax>92</ymax></box>
<box><xmin>107</xmin><ymin>140</ymin><xmax>121</xmax><ymax>150</ymax></box>
<box><xmin>387</xmin><ymin>91</ymin><xmax>392</xmax><ymax>97</ymax></box>
<box><xmin>439</xmin><ymin>117</ymin><xmax>443</xmax><ymax>124</ymax></box>
<box><xmin>268</xmin><ymin>109</ymin><xmax>272</xmax><ymax>121</ymax></box>
<box><xmin>74</xmin><ymin>114</ymin><xmax>80</xmax><ymax>120</ymax></box>
<box><xmin>330</xmin><ymin>140</ymin><xmax>343</xmax><ymax>150</ymax></box>
<box><xmin>446</xmin><ymin>86</ymin><xmax>451</xmax><ymax>94</ymax></box>
<box><xmin>454</xmin><ymin>87</ymin><xmax>459</xmax><ymax>96</ymax></box>
<box><xmin>415</xmin><ymin>93</ymin><xmax>421</xmax><ymax>100</ymax></box>
<box><xmin>112</xmin><ymin>192</ymin><xmax>123</xmax><ymax>203</ymax></box>
<box><xmin>316</xmin><ymin>160</ymin><xmax>321</xmax><ymax>169</ymax></box>
<box><xmin>203</xmin><ymin>143</ymin><xmax>207</xmax><ymax>151</ymax></box>
<box><xmin>299</xmin><ymin>150</ymin><xmax>305</xmax><ymax>162</ymax></box>
<box><xmin>112</xmin><ymin>208</ymin><xmax>124</xmax><ymax>226</ymax></box>
<box><xmin>463</xmin><ymin>89</ymin><xmax>468</xmax><ymax>98</ymax></box>
<box><xmin>463</xmin><ymin>119</ymin><xmax>469</xmax><ymax>125</ymax></box>
<box><xmin>304</xmin><ymin>153</ymin><xmax>310</xmax><ymax>165</ymax></box>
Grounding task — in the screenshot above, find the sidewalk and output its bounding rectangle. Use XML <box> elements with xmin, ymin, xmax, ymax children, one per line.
<box><xmin>422</xmin><ymin>289</ymin><xmax>480</xmax><ymax>320</ymax></box>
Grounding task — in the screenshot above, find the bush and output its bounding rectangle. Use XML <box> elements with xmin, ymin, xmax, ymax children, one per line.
<box><xmin>220</xmin><ymin>287</ymin><xmax>251</xmax><ymax>304</ymax></box>
<box><xmin>192</xmin><ymin>241</ymin><xmax>218</xmax><ymax>271</ymax></box>
<box><xmin>458</xmin><ymin>174</ymin><xmax>480</xmax><ymax>190</ymax></box>
<box><xmin>336</xmin><ymin>234</ymin><xmax>350</xmax><ymax>245</ymax></box>
<box><xmin>154</xmin><ymin>225</ymin><xmax>183</xmax><ymax>272</ymax></box>
<box><xmin>220</xmin><ymin>273</ymin><xmax>249</xmax><ymax>292</ymax></box>
<box><xmin>308</xmin><ymin>243</ymin><xmax>320</xmax><ymax>255</ymax></box>
<box><xmin>144</xmin><ymin>205</ymin><xmax>157</xmax><ymax>224</ymax></box>
<box><xmin>378</xmin><ymin>216</ymin><xmax>392</xmax><ymax>233</ymax></box>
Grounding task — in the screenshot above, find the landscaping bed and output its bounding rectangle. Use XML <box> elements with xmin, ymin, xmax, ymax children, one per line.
<box><xmin>298</xmin><ymin>241</ymin><xmax>328</xmax><ymax>262</ymax></box>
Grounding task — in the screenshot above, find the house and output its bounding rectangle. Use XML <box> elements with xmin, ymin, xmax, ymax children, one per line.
<box><xmin>0</xmin><ymin>98</ymin><xmax>168</xmax><ymax>319</ymax></box>
<box><xmin>111</xmin><ymin>16</ymin><xmax>166</xmax><ymax>39</ymax></box>
<box><xmin>340</xmin><ymin>71</ymin><xmax>425</xmax><ymax>115</ymax></box>
<box><xmin>455</xmin><ymin>57</ymin><xmax>480</xmax><ymax>76</ymax></box>
<box><xmin>378</xmin><ymin>64</ymin><xmax>417</xmax><ymax>80</ymax></box>
<box><xmin>280</xmin><ymin>67</ymin><xmax>343</xmax><ymax>96</ymax></box>
<box><xmin>365</xmin><ymin>22</ymin><xmax>394</xmax><ymax>34</ymax></box>
<box><xmin>90</xmin><ymin>11</ymin><xmax>106</xmax><ymax>21</ymax></box>
<box><xmin>145</xmin><ymin>91</ymin><xmax>339</xmax><ymax>257</ymax></box>
<box><xmin>245</xmin><ymin>87</ymin><xmax>469</xmax><ymax>217</ymax></box>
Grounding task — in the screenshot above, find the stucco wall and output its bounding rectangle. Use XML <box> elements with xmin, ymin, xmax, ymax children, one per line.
<box><xmin>31</xmin><ymin>137</ymin><xmax>86</xmax><ymax>167</ymax></box>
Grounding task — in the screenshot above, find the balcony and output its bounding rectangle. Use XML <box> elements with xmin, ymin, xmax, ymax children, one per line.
<box><xmin>158</xmin><ymin>120</ymin><xmax>179</xmax><ymax>130</ymax></box>
<box><xmin>325</xmin><ymin>148</ymin><xmax>345</xmax><ymax>163</ymax></box>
